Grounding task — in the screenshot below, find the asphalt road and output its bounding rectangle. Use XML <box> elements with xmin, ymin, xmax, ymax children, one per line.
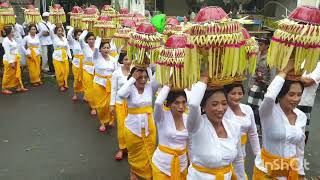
<box><xmin>0</xmin><ymin>75</ymin><xmax>319</xmax><ymax>180</ymax></box>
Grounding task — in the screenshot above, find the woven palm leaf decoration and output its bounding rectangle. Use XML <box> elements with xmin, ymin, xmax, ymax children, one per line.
<box><xmin>267</xmin><ymin>6</ymin><xmax>320</xmax><ymax>77</ymax></box>
<box><xmin>49</xmin><ymin>4</ymin><xmax>66</xmax><ymax>24</ymax></box>
<box><xmin>113</xmin><ymin>19</ymin><xmax>136</xmax><ymax>50</ymax></box>
<box><xmin>127</xmin><ymin>22</ymin><xmax>162</xmax><ymax>66</ymax></box>
<box><xmin>187</xmin><ymin>6</ymin><xmax>248</xmax><ymax>87</ymax></box>
<box><xmin>70</xmin><ymin>6</ymin><xmax>83</xmax><ymax>29</ymax></box>
<box><xmin>93</xmin><ymin>16</ymin><xmax>117</xmax><ymax>42</ymax></box>
<box><xmin>23</xmin><ymin>5</ymin><xmax>42</xmax><ymax>24</ymax></box>
<box><xmin>156</xmin><ymin>34</ymin><xmax>192</xmax><ymax>89</ymax></box>
<box><xmin>0</xmin><ymin>2</ymin><xmax>15</xmax><ymax>25</ymax></box>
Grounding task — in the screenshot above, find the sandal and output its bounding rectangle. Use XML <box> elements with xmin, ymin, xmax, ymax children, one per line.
<box><xmin>99</xmin><ymin>125</ymin><xmax>106</xmax><ymax>132</ymax></box>
<box><xmin>114</xmin><ymin>150</ymin><xmax>124</xmax><ymax>161</ymax></box>
<box><xmin>130</xmin><ymin>171</ymin><xmax>138</xmax><ymax>180</ymax></box>
<box><xmin>16</xmin><ymin>88</ymin><xmax>29</xmax><ymax>93</ymax></box>
<box><xmin>90</xmin><ymin>109</ymin><xmax>97</xmax><ymax>116</ymax></box>
<box><xmin>72</xmin><ymin>95</ymin><xmax>78</xmax><ymax>101</ymax></box>
<box><xmin>2</xmin><ymin>89</ymin><xmax>13</xmax><ymax>95</ymax></box>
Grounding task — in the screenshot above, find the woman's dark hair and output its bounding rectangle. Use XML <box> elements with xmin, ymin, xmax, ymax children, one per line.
<box><xmin>99</xmin><ymin>41</ymin><xmax>110</xmax><ymax>50</ymax></box>
<box><xmin>73</xmin><ymin>28</ymin><xmax>82</xmax><ymax>38</ymax></box>
<box><xmin>2</xmin><ymin>26</ymin><xmax>13</xmax><ymax>37</ymax></box>
<box><xmin>200</xmin><ymin>89</ymin><xmax>226</xmax><ymax>114</ymax></box>
<box><xmin>54</xmin><ymin>26</ymin><xmax>64</xmax><ymax>34</ymax></box>
<box><xmin>127</xmin><ymin>66</ymin><xmax>149</xmax><ymax>80</ymax></box>
<box><xmin>28</xmin><ymin>24</ymin><xmax>38</xmax><ymax>33</ymax></box>
<box><xmin>85</xmin><ymin>32</ymin><xmax>95</xmax><ymax>42</ymax></box>
<box><xmin>118</xmin><ymin>52</ymin><xmax>127</xmax><ymax>64</ymax></box>
<box><xmin>224</xmin><ymin>83</ymin><xmax>245</xmax><ymax>96</ymax></box>
<box><xmin>166</xmin><ymin>91</ymin><xmax>187</xmax><ymax>106</ymax></box>
<box><xmin>275</xmin><ymin>80</ymin><xmax>304</xmax><ymax>103</ymax></box>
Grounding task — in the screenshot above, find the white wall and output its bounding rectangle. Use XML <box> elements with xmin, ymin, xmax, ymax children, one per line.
<box><xmin>297</xmin><ymin>0</ymin><xmax>320</xmax><ymax>7</ymax></box>
<box><xmin>274</xmin><ymin>0</ymin><xmax>297</xmax><ymax>18</ymax></box>
<box><xmin>163</xmin><ymin>0</ymin><xmax>189</xmax><ymax>16</ymax></box>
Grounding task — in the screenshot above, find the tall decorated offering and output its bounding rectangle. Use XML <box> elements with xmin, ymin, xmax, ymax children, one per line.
<box><xmin>23</xmin><ymin>5</ymin><xmax>42</xmax><ymax>24</ymax></box>
<box><xmin>113</xmin><ymin>19</ymin><xmax>136</xmax><ymax>50</ymax></box>
<box><xmin>49</xmin><ymin>4</ymin><xmax>66</xmax><ymax>24</ymax></box>
<box><xmin>127</xmin><ymin>22</ymin><xmax>162</xmax><ymax>67</ymax></box>
<box><xmin>93</xmin><ymin>15</ymin><xmax>117</xmax><ymax>42</ymax></box>
<box><xmin>70</xmin><ymin>6</ymin><xmax>83</xmax><ymax>29</ymax></box>
<box><xmin>187</xmin><ymin>6</ymin><xmax>249</xmax><ymax>86</ymax></box>
<box><xmin>267</xmin><ymin>6</ymin><xmax>320</xmax><ymax>80</ymax></box>
<box><xmin>81</xmin><ymin>6</ymin><xmax>99</xmax><ymax>32</ymax></box>
<box><xmin>156</xmin><ymin>34</ymin><xmax>193</xmax><ymax>89</ymax></box>
<box><xmin>0</xmin><ymin>2</ymin><xmax>15</xmax><ymax>25</ymax></box>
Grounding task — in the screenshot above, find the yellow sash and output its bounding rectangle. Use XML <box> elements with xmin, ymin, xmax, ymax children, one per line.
<box><xmin>29</xmin><ymin>46</ymin><xmax>39</xmax><ymax>58</ymax></box>
<box><xmin>74</xmin><ymin>54</ymin><xmax>84</xmax><ymax>81</ymax></box>
<box><xmin>261</xmin><ymin>148</ymin><xmax>298</xmax><ymax>180</ymax></box>
<box><xmin>128</xmin><ymin>106</ymin><xmax>153</xmax><ymax>115</ymax></box>
<box><xmin>95</xmin><ymin>73</ymin><xmax>112</xmax><ymax>93</ymax></box>
<box><xmin>122</xmin><ymin>100</ymin><xmax>128</xmax><ymax>117</ymax></box>
<box><xmin>15</xmin><ymin>54</ymin><xmax>23</xmax><ymax>88</ymax></box>
<box><xmin>241</xmin><ymin>134</ymin><xmax>248</xmax><ymax>145</ymax></box>
<box><xmin>192</xmin><ymin>163</ymin><xmax>233</xmax><ymax>180</ymax></box>
<box><xmin>84</xmin><ymin>61</ymin><xmax>94</xmax><ymax>66</ymax></box>
<box><xmin>158</xmin><ymin>144</ymin><xmax>187</xmax><ymax>180</ymax></box>
<box><xmin>54</xmin><ymin>48</ymin><xmax>67</xmax><ymax>61</ymax></box>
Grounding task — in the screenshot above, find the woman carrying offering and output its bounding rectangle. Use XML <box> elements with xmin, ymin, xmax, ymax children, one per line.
<box><xmin>79</xmin><ymin>30</ymin><xmax>97</xmax><ymax>116</ymax></box>
<box><xmin>21</xmin><ymin>24</ymin><xmax>42</xmax><ymax>86</ymax></box>
<box><xmin>118</xmin><ymin>65</ymin><xmax>159</xmax><ymax>180</ymax></box>
<box><xmin>67</xmin><ymin>26</ymin><xmax>84</xmax><ymax>101</ymax></box>
<box><xmin>110</xmin><ymin>52</ymin><xmax>131</xmax><ymax>160</ymax></box>
<box><xmin>50</xmin><ymin>25</ymin><xmax>72</xmax><ymax>92</ymax></box>
<box><xmin>92</xmin><ymin>37</ymin><xmax>118</xmax><ymax>132</ymax></box>
<box><xmin>224</xmin><ymin>83</ymin><xmax>261</xmax><ymax>178</ymax></box>
<box><xmin>187</xmin><ymin>71</ymin><xmax>245</xmax><ymax>180</ymax></box>
<box><xmin>152</xmin><ymin>82</ymin><xmax>189</xmax><ymax>180</ymax></box>
<box><xmin>253</xmin><ymin>61</ymin><xmax>306</xmax><ymax>180</ymax></box>
<box><xmin>2</xmin><ymin>26</ymin><xmax>28</xmax><ymax>94</ymax></box>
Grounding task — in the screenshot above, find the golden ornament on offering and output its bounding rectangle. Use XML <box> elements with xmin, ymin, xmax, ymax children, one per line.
<box><xmin>93</xmin><ymin>15</ymin><xmax>117</xmax><ymax>42</ymax></box>
<box><xmin>70</xmin><ymin>6</ymin><xmax>83</xmax><ymax>29</ymax></box>
<box><xmin>127</xmin><ymin>22</ymin><xmax>162</xmax><ymax>66</ymax></box>
<box><xmin>113</xmin><ymin>19</ymin><xmax>136</xmax><ymax>50</ymax></box>
<box><xmin>49</xmin><ymin>4</ymin><xmax>66</xmax><ymax>24</ymax></box>
<box><xmin>23</xmin><ymin>5</ymin><xmax>42</xmax><ymax>24</ymax></box>
<box><xmin>267</xmin><ymin>6</ymin><xmax>320</xmax><ymax>77</ymax></box>
<box><xmin>187</xmin><ymin>6</ymin><xmax>250</xmax><ymax>87</ymax></box>
<box><xmin>0</xmin><ymin>2</ymin><xmax>16</xmax><ymax>25</ymax></box>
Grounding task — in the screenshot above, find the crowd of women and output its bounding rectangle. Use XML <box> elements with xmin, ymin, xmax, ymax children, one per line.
<box><xmin>1</xmin><ymin>5</ymin><xmax>319</xmax><ymax>180</ymax></box>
